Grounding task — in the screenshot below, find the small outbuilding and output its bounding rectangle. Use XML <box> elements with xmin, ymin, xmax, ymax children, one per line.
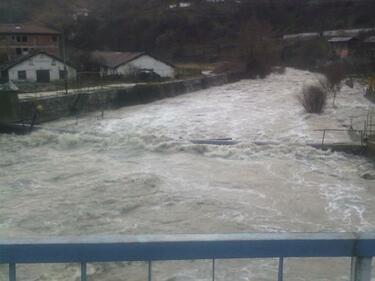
<box><xmin>0</xmin><ymin>51</ymin><xmax>77</xmax><ymax>83</ymax></box>
<box><xmin>328</xmin><ymin>37</ymin><xmax>360</xmax><ymax>58</ymax></box>
<box><xmin>91</xmin><ymin>51</ymin><xmax>175</xmax><ymax>78</ymax></box>
<box><xmin>282</xmin><ymin>32</ymin><xmax>320</xmax><ymax>42</ymax></box>
<box><xmin>363</xmin><ymin>36</ymin><xmax>375</xmax><ymax>59</ymax></box>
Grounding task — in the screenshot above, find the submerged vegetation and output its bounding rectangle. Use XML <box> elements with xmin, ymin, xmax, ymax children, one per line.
<box><xmin>320</xmin><ymin>63</ymin><xmax>347</xmax><ymax>107</ymax></box>
<box><xmin>298</xmin><ymin>85</ymin><xmax>327</xmax><ymax>114</ymax></box>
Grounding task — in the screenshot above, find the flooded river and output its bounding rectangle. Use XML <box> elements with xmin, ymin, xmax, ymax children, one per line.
<box><xmin>0</xmin><ymin>68</ymin><xmax>374</xmax><ymax>281</ymax></box>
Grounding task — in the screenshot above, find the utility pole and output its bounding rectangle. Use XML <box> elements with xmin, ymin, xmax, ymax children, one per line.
<box><xmin>9</xmin><ymin>0</ymin><xmax>14</xmax><ymax>23</ymax></box>
<box><xmin>59</xmin><ymin>0</ymin><xmax>69</xmax><ymax>95</ymax></box>
<box><xmin>62</xmin><ymin>31</ymin><xmax>68</xmax><ymax>95</ymax></box>
<box><xmin>109</xmin><ymin>0</ymin><xmax>115</xmax><ymax>50</ymax></box>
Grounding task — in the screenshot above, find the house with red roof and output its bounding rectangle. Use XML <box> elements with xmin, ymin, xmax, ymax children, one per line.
<box><xmin>0</xmin><ymin>23</ymin><xmax>60</xmax><ymax>61</ymax></box>
<box><xmin>91</xmin><ymin>51</ymin><xmax>175</xmax><ymax>78</ymax></box>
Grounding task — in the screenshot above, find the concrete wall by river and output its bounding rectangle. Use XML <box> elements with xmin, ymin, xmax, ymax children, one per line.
<box><xmin>18</xmin><ymin>73</ymin><xmax>242</xmax><ymax>123</ymax></box>
<box><xmin>0</xmin><ymin>91</ymin><xmax>19</xmax><ymax>123</ymax></box>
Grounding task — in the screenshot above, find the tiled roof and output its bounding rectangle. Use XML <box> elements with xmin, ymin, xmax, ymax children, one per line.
<box><xmin>327</xmin><ymin>37</ymin><xmax>355</xmax><ymax>43</ymax></box>
<box><xmin>0</xmin><ymin>23</ymin><xmax>60</xmax><ymax>35</ymax></box>
<box><xmin>91</xmin><ymin>51</ymin><xmax>146</xmax><ymax>69</ymax></box>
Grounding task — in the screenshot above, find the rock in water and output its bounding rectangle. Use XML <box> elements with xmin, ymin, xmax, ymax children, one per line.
<box><xmin>361</xmin><ymin>173</ymin><xmax>375</xmax><ymax>180</ymax></box>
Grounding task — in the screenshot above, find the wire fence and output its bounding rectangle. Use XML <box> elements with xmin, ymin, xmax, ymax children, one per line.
<box><xmin>65</xmin><ymin>72</ymin><xmax>132</xmax><ymax>94</ymax></box>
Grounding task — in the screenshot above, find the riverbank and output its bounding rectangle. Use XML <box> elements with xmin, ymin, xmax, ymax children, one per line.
<box><xmin>16</xmin><ymin>72</ymin><xmax>242</xmax><ymax>123</ymax></box>
<box><xmin>1</xmin><ymin>68</ymin><xmax>374</xmax><ymax>281</ymax></box>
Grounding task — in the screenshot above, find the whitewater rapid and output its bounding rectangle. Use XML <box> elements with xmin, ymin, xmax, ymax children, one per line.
<box><xmin>0</xmin><ymin>68</ymin><xmax>374</xmax><ymax>281</ymax></box>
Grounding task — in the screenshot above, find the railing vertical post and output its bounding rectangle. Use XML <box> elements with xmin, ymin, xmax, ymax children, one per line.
<box><xmin>322</xmin><ymin>130</ymin><xmax>326</xmax><ymax>148</ymax></box>
<box><xmin>350</xmin><ymin>257</ymin><xmax>372</xmax><ymax>281</ymax></box>
<box><xmin>148</xmin><ymin>261</ymin><xmax>152</xmax><ymax>281</ymax></box>
<box><xmin>81</xmin><ymin>262</ymin><xmax>87</xmax><ymax>281</ymax></box>
<box><xmin>212</xmin><ymin>258</ymin><xmax>215</xmax><ymax>281</ymax></box>
<box><xmin>278</xmin><ymin>257</ymin><xmax>284</xmax><ymax>281</ymax></box>
<box><xmin>9</xmin><ymin>263</ymin><xmax>16</xmax><ymax>281</ymax></box>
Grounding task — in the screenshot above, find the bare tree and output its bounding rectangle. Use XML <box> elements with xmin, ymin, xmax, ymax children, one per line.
<box><xmin>298</xmin><ymin>84</ymin><xmax>327</xmax><ymax>114</ymax></box>
<box><xmin>238</xmin><ymin>17</ymin><xmax>278</xmax><ymax>78</ymax></box>
<box><xmin>320</xmin><ymin>63</ymin><xmax>347</xmax><ymax>107</ymax></box>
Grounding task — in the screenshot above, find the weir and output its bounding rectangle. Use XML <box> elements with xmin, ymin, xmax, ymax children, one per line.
<box><xmin>1</xmin><ymin>233</ymin><xmax>375</xmax><ymax>281</ymax></box>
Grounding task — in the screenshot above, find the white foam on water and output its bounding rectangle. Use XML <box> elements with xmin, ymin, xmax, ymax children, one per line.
<box><xmin>1</xmin><ymin>68</ymin><xmax>375</xmax><ymax>281</ymax></box>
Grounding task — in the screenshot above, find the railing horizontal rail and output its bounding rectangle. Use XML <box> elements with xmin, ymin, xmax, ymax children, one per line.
<box><xmin>314</xmin><ymin>129</ymin><xmax>364</xmax><ymax>132</ymax></box>
<box><xmin>1</xmin><ymin>233</ymin><xmax>375</xmax><ymax>264</ymax></box>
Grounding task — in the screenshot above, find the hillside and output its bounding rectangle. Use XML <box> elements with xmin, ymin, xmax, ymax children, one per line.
<box><xmin>1</xmin><ymin>0</ymin><xmax>375</xmax><ymax>61</ymax></box>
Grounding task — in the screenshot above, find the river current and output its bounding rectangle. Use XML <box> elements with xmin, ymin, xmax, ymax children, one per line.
<box><xmin>0</xmin><ymin>68</ymin><xmax>374</xmax><ymax>281</ymax></box>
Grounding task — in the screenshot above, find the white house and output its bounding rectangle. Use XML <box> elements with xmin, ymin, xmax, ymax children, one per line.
<box><xmin>91</xmin><ymin>51</ymin><xmax>175</xmax><ymax>78</ymax></box>
<box><xmin>0</xmin><ymin>52</ymin><xmax>77</xmax><ymax>83</ymax></box>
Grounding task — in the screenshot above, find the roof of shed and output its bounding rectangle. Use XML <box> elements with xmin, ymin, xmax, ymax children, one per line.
<box><xmin>91</xmin><ymin>51</ymin><xmax>146</xmax><ymax>69</ymax></box>
<box><xmin>323</xmin><ymin>28</ymin><xmax>375</xmax><ymax>37</ymax></box>
<box><xmin>282</xmin><ymin>32</ymin><xmax>320</xmax><ymax>41</ymax></box>
<box><xmin>91</xmin><ymin>51</ymin><xmax>175</xmax><ymax>69</ymax></box>
<box><xmin>364</xmin><ymin>36</ymin><xmax>375</xmax><ymax>43</ymax></box>
<box><xmin>327</xmin><ymin>37</ymin><xmax>356</xmax><ymax>43</ymax></box>
<box><xmin>0</xmin><ymin>23</ymin><xmax>60</xmax><ymax>35</ymax></box>
<box><xmin>0</xmin><ymin>51</ymin><xmax>75</xmax><ymax>71</ymax></box>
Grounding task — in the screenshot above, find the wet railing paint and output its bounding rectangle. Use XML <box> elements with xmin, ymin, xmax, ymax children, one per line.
<box><xmin>1</xmin><ymin>233</ymin><xmax>375</xmax><ymax>281</ymax></box>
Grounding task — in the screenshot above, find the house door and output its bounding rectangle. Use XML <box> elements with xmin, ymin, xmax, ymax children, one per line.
<box><xmin>36</xmin><ymin>70</ymin><xmax>50</xmax><ymax>83</ymax></box>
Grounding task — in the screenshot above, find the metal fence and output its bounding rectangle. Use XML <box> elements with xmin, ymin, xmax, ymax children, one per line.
<box><xmin>317</xmin><ymin>128</ymin><xmax>366</xmax><ymax>147</ymax></box>
<box><xmin>1</xmin><ymin>233</ymin><xmax>375</xmax><ymax>281</ymax></box>
<box><xmin>364</xmin><ymin>110</ymin><xmax>375</xmax><ymax>140</ymax></box>
<box><xmin>317</xmin><ymin>110</ymin><xmax>375</xmax><ymax>147</ymax></box>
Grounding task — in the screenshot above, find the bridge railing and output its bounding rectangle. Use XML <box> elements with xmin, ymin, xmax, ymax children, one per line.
<box><xmin>1</xmin><ymin>233</ymin><xmax>375</xmax><ymax>281</ymax></box>
<box><xmin>315</xmin><ymin>128</ymin><xmax>365</xmax><ymax>147</ymax></box>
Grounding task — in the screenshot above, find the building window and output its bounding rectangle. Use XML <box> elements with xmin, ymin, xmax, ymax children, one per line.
<box><xmin>18</xmin><ymin>70</ymin><xmax>27</xmax><ymax>80</ymax></box>
<box><xmin>22</xmin><ymin>36</ymin><xmax>28</xmax><ymax>42</ymax></box>
<box><xmin>16</xmin><ymin>36</ymin><xmax>22</xmax><ymax>42</ymax></box>
<box><xmin>16</xmin><ymin>48</ymin><xmax>22</xmax><ymax>55</ymax></box>
<box><xmin>59</xmin><ymin>70</ymin><xmax>67</xmax><ymax>80</ymax></box>
<box><xmin>22</xmin><ymin>48</ymin><xmax>29</xmax><ymax>55</ymax></box>
<box><xmin>52</xmin><ymin>36</ymin><xmax>57</xmax><ymax>42</ymax></box>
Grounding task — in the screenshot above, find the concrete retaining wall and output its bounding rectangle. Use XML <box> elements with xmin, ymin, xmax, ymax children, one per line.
<box><xmin>0</xmin><ymin>91</ymin><xmax>19</xmax><ymax>123</ymax></box>
<box><xmin>18</xmin><ymin>73</ymin><xmax>242</xmax><ymax>123</ymax></box>
<box><xmin>18</xmin><ymin>89</ymin><xmax>120</xmax><ymax>122</ymax></box>
<box><xmin>368</xmin><ymin>140</ymin><xmax>375</xmax><ymax>159</ymax></box>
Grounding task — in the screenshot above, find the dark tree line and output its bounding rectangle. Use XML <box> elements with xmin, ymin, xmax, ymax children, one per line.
<box><xmin>1</xmin><ymin>0</ymin><xmax>375</xmax><ymax>63</ymax></box>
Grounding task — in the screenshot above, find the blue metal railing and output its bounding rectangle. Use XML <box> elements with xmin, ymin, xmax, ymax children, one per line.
<box><xmin>1</xmin><ymin>233</ymin><xmax>375</xmax><ymax>281</ymax></box>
